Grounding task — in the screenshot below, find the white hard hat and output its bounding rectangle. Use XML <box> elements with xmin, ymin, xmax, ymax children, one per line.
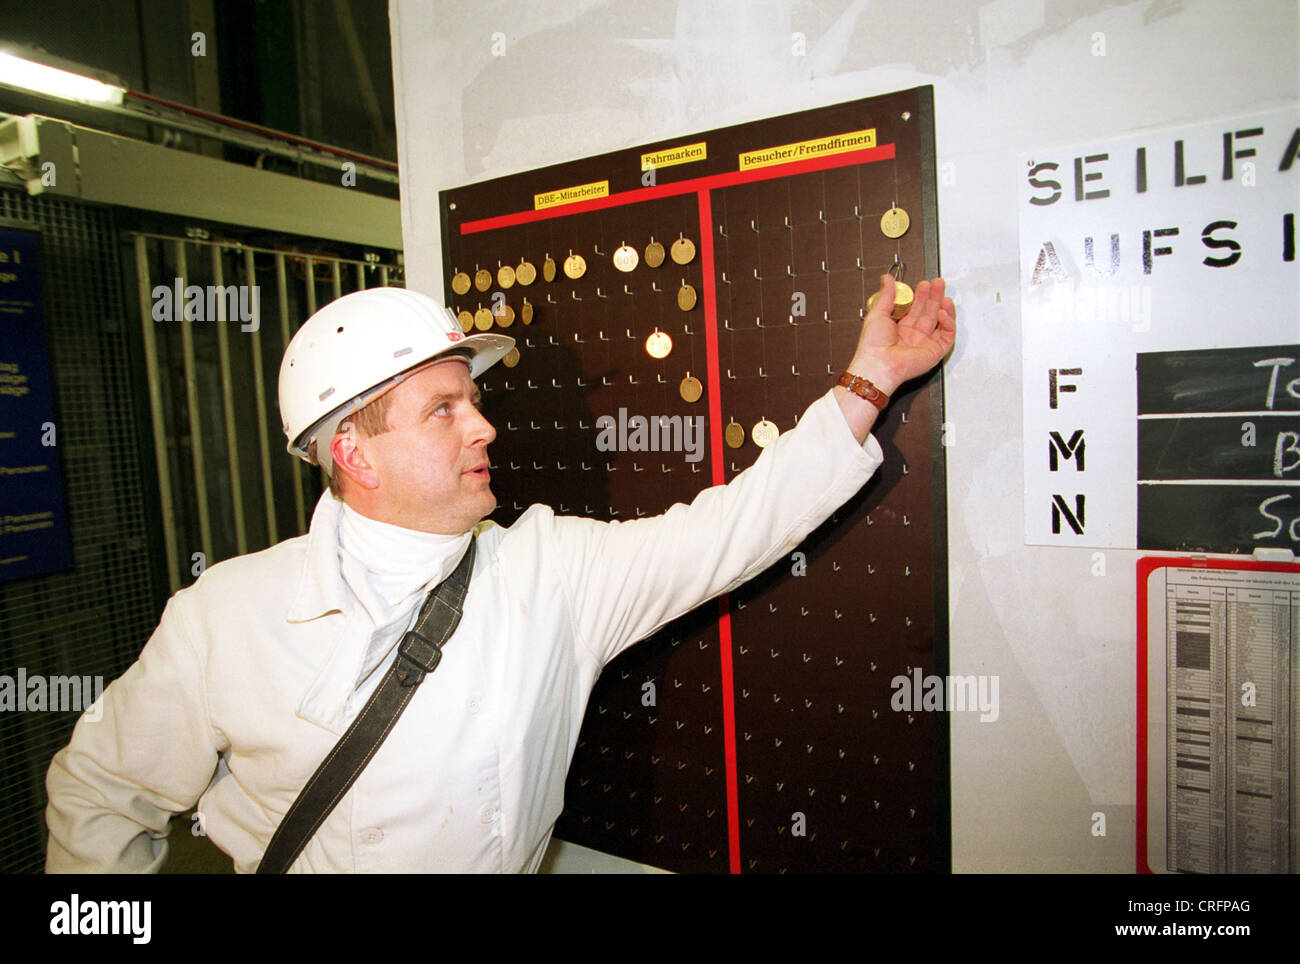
<box><xmin>278</xmin><ymin>287</ymin><xmax>514</xmax><ymax>474</ymax></box>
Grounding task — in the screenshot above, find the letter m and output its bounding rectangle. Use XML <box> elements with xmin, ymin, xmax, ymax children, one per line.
<box><xmin>49</xmin><ymin>675</ymin><xmax>79</xmax><ymax>710</ymax></box>
<box><xmin>1049</xmin><ymin>430</ymin><xmax>1085</xmax><ymax>470</ymax></box>
<box><xmin>101</xmin><ymin>901</ymin><xmax>130</xmax><ymax>932</ymax></box>
<box><xmin>207</xmin><ymin>284</ymin><xmax>239</xmax><ymax>322</ymax></box>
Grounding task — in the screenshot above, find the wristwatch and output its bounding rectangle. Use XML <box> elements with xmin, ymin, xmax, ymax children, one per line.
<box><xmin>836</xmin><ymin>370</ymin><xmax>889</xmax><ymax>410</ymax></box>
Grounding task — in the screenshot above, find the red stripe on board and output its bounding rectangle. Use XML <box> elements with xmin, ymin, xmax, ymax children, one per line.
<box><xmin>697</xmin><ymin>189</ymin><xmax>741</xmax><ymax>874</ymax></box>
<box><xmin>460</xmin><ymin>144</ymin><xmax>895</xmax><ymax>235</ymax></box>
<box><xmin>452</xmin><ymin>143</ymin><xmax>901</xmax><ymax>873</ymax></box>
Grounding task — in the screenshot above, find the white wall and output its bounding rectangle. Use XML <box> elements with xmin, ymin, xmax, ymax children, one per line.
<box><xmin>389</xmin><ymin>0</ymin><xmax>1299</xmax><ymax>872</ymax></box>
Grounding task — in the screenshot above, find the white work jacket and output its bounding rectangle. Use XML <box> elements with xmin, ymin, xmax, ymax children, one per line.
<box><xmin>45</xmin><ymin>389</ymin><xmax>884</xmax><ymax>872</ymax></box>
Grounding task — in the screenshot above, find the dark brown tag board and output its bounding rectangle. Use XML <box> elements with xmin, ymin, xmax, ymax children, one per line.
<box><xmin>440</xmin><ymin>87</ymin><xmax>948</xmax><ymax>874</ymax></box>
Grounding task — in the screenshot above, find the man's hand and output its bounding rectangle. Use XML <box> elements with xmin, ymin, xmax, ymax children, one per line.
<box><xmin>850</xmin><ymin>274</ymin><xmax>955</xmax><ymax>395</ymax></box>
<box><xmin>834</xmin><ymin>274</ymin><xmax>956</xmax><ymax>444</ymax></box>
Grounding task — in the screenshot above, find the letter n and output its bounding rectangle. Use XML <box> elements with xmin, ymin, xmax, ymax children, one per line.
<box><xmin>1051</xmin><ymin>494</ymin><xmax>1085</xmax><ymax>535</ymax></box>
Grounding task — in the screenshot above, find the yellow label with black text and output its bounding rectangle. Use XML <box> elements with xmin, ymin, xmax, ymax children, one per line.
<box><xmin>641</xmin><ymin>142</ymin><xmax>707</xmax><ymax>171</ymax></box>
<box><xmin>738</xmin><ymin>129</ymin><xmax>876</xmax><ymax>171</ymax></box>
<box><xmin>534</xmin><ymin>180</ymin><xmax>609</xmax><ymax>210</ymax></box>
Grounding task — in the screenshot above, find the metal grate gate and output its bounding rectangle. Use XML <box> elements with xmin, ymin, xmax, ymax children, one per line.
<box><xmin>0</xmin><ymin>198</ymin><xmax>401</xmax><ymax>872</ymax></box>
<box><xmin>129</xmin><ymin>235</ymin><xmax>401</xmax><ymax>593</ymax></box>
<box><xmin>0</xmin><ymin>190</ymin><xmax>155</xmax><ymax>873</ymax></box>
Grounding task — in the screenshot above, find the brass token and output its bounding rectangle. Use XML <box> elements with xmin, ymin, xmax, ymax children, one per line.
<box><xmin>724</xmin><ymin>420</ymin><xmax>745</xmax><ymax>449</ymax></box>
<box><xmin>677</xmin><ymin>282</ymin><xmax>697</xmax><ymax>312</ymax></box>
<box><xmin>752</xmin><ymin>418</ymin><xmax>780</xmax><ymax>448</ymax></box>
<box><xmin>474</xmin><ymin>307</ymin><xmax>494</xmax><ymax>331</ymax></box>
<box><xmin>867</xmin><ymin>281</ymin><xmax>916</xmax><ymax>319</ymax></box>
<box><xmin>520</xmin><ymin>300</ymin><xmax>534</xmax><ymax>325</ymax></box>
<box><xmin>542</xmin><ymin>255</ymin><xmax>557</xmax><ymax>282</ymax></box>
<box><xmin>474</xmin><ymin>268</ymin><xmax>492</xmax><ymax>292</ymax></box>
<box><xmin>563</xmin><ymin>253</ymin><xmax>587</xmax><ymax>280</ymax></box>
<box><xmin>516</xmin><ymin>260</ymin><xmax>537</xmax><ymax>286</ymax></box>
<box><xmin>880</xmin><ymin>206</ymin><xmax>910</xmax><ymax>239</ymax></box>
<box><xmin>891</xmin><ymin>281</ymin><xmax>914</xmax><ymax>320</ymax></box>
<box><xmin>457</xmin><ymin>309</ymin><xmax>474</xmax><ymax>333</ymax></box>
<box><xmin>671</xmin><ymin>236</ymin><xmax>696</xmax><ymax>265</ymax></box>
<box><xmin>497</xmin><ymin>264</ymin><xmax>516</xmax><ymax>289</ymax></box>
<box><xmin>613</xmin><ymin>244</ymin><xmax>639</xmax><ymax>272</ymax></box>
<box><xmin>493</xmin><ymin>303</ymin><xmax>516</xmax><ymax>327</ymax></box>
<box><xmin>502</xmin><ymin>347</ymin><xmax>521</xmax><ymax>368</ymax></box>
<box><xmin>645</xmin><ymin>239</ymin><xmax>665</xmax><ymax>268</ymax></box>
<box><xmin>451</xmin><ymin>271</ymin><xmax>471</xmax><ymax>296</ymax></box>
<box><xmin>679</xmin><ymin>374</ymin><xmax>703</xmax><ymax>403</ymax></box>
<box><xmin>645</xmin><ymin>330</ymin><xmax>673</xmax><ymax>359</ymax></box>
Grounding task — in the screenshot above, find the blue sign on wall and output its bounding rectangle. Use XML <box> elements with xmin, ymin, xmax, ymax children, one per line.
<box><xmin>0</xmin><ymin>229</ymin><xmax>72</xmax><ymax>583</ymax></box>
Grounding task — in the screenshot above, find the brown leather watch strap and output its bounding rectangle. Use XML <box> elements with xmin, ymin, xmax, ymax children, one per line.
<box><xmin>837</xmin><ymin>370</ymin><xmax>890</xmax><ymax>410</ymax></box>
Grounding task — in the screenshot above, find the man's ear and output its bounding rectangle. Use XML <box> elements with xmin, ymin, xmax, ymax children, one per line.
<box><xmin>331</xmin><ymin>427</ymin><xmax>381</xmax><ymax>491</ymax></box>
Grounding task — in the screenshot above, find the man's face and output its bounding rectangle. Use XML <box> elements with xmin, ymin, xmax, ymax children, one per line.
<box><xmin>353</xmin><ymin>357</ymin><xmax>497</xmax><ymax>534</ymax></box>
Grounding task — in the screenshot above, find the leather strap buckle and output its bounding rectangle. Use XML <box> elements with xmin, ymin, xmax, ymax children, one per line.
<box><xmin>837</xmin><ymin>370</ymin><xmax>889</xmax><ymax>410</ymax></box>
<box><xmin>396</xmin><ymin>630</ymin><xmax>443</xmax><ymax>687</ymax></box>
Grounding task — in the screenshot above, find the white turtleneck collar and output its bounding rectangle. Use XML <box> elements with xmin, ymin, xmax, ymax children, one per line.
<box><xmin>336</xmin><ymin>500</ymin><xmax>472</xmax><ymax>627</ymax></box>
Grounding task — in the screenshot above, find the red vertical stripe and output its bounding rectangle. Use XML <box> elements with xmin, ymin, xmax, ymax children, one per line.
<box><xmin>1135</xmin><ymin>559</ymin><xmax>1150</xmax><ymax>873</ymax></box>
<box><xmin>697</xmin><ymin>189</ymin><xmax>742</xmax><ymax>873</ymax></box>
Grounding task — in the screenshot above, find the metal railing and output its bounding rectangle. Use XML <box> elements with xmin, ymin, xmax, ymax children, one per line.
<box><xmin>131</xmin><ymin>233</ymin><xmax>400</xmax><ymax>592</ymax></box>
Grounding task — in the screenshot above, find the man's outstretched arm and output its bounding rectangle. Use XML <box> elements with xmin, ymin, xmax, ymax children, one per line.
<box><xmin>542</xmin><ymin>273</ymin><xmax>956</xmax><ymax>667</ymax></box>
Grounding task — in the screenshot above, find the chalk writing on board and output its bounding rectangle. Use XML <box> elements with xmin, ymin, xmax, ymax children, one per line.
<box><xmin>1138</xmin><ymin>344</ymin><xmax>1300</xmax><ymax>552</ymax></box>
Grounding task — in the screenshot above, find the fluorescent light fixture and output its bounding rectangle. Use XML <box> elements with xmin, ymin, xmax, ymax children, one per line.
<box><xmin>0</xmin><ymin>52</ymin><xmax>125</xmax><ymax>106</ymax></box>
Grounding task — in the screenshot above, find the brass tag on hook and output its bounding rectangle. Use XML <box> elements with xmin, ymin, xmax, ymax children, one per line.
<box><xmin>880</xmin><ymin>206</ymin><xmax>910</xmax><ymax>239</ymax></box>
<box><xmin>563</xmin><ymin>253</ymin><xmax>587</xmax><ymax>280</ymax></box>
<box><xmin>645</xmin><ymin>330</ymin><xmax>673</xmax><ymax>358</ymax></box>
<box><xmin>679</xmin><ymin>374</ymin><xmax>703</xmax><ymax>403</ymax></box>
<box><xmin>613</xmin><ymin>244</ymin><xmax>639</xmax><ymax>272</ymax></box>
<box><xmin>751</xmin><ymin>419</ymin><xmax>779</xmax><ymax>448</ymax></box>
<box><xmin>451</xmin><ymin>271</ymin><xmax>471</xmax><ymax>296</ymax></box>
<box><xmin>493</xmin><ymin>302</ymin><xmax>515</xmax><ymax>327</ymax></box>
<box><xmin>724</xmin><ymin>419</ymin><xmax>745</xmax><ymax>448</ymax></box>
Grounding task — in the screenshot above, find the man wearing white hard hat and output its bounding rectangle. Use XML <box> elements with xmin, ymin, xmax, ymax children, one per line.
<box><xmin>45</xmin><ymin>276</ymin><xmax>955</xmax><ymax>873</ymax></box>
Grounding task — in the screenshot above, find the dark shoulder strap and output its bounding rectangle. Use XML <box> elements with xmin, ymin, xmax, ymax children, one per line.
<box><xmin>256</xmin><ymin>536</ymin><xmax>477</xmax><ymax>874</ymax></box>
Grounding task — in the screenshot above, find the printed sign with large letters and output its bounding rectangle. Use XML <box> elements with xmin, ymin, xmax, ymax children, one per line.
<box><xmin>1019</xmin><ymin>109</ymin><xmax>1299</xmax><ymax>551</ymax></box>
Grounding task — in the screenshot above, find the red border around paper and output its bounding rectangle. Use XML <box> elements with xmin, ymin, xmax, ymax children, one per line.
<box><xmin>1135</xmin><ymin>555</ymin><xmax>1300</xmax><ymax>874</ymax></box>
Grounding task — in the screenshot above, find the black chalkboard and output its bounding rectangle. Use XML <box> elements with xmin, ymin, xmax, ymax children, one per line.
<box><xmin>1137</xmin><ymin>344</ymin><xmax>1300</xmax><ymax>552</ymax></box>
<box><xmin>1138</xmin><ymin>416</ymin><xmax>1295</xmax><ymax>480</ymax></box>
<box><xmin>1139</xmin><ymin>485</ymin><xmax>1299</xmax><ymax>553</ymax></box>
<box><xmin>1137</xmin><ymin>344</ymin><xmax>1300</xmax><ymax>415</ymax></box>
